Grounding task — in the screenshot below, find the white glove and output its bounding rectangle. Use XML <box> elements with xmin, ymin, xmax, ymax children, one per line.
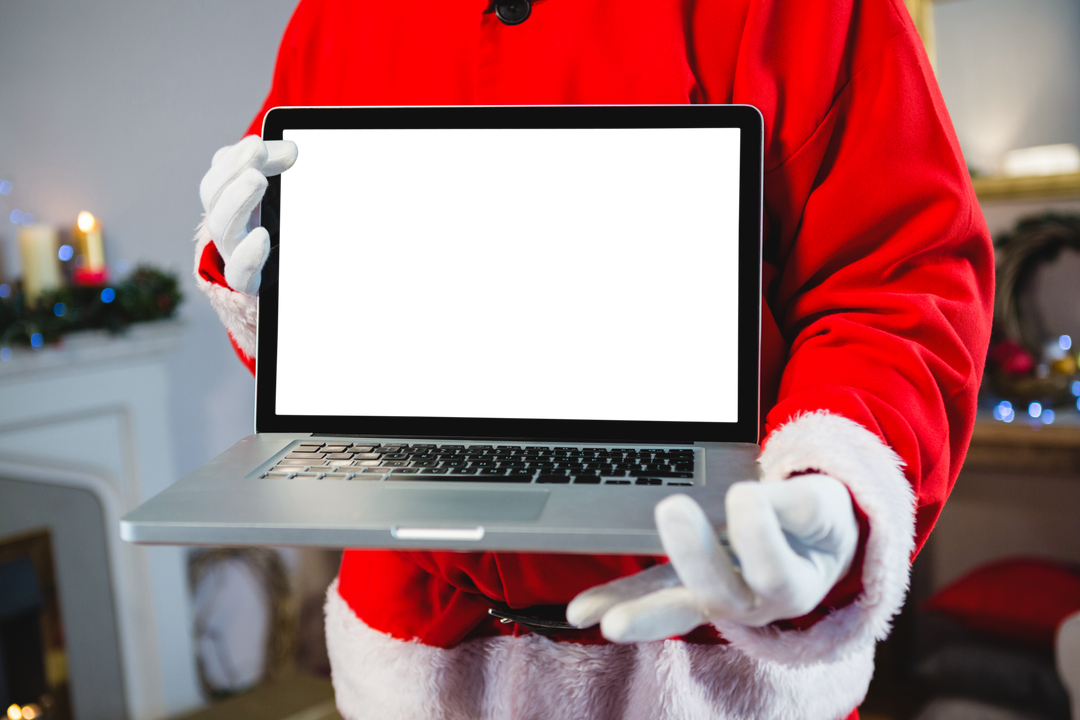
<box><xmin>199</xmin><ymin>135</ymin><xmax>298</xmax><ymax>296</ymax></box>
<box><xmin>566</xmin><ymin>474</ymin><xmax>859</xmax><ymax>642</ymax></box>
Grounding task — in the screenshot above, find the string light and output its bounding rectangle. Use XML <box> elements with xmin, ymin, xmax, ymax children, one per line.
<box><xmin>30</xmin><ymin>333</ymin><xmax>43</xmax><ymax>349</ymax></box>
<box><xmin>58</xmin><ymin>244</ymin><xmax>74</xmax><ymax>262</ymax></box>
<box><xmin>100</xmin><ymin>287</ymin><xmax>116</xmax><ymax>303</ymax></box>
<box><xmin>54</xmin><ymin>302</ymin><xmax>67</xmax><ymax>317</ymax></box>
<box><xmin>0</xmin><ymin>348</ymin><xmax>10</xmax><ymax>362</ymax></box>
<box><xmin>0</xmin><ymin>180</ymin><xmax>12</xmax><ymax>195</ymax></box>
<box><xmin>1028</xmin><ymin>402</ymin><xmax>1043</xmax><ymax>419</ymax></box>
<box><xmin>0</xmin><ymin>284</ymin><xmax>10</xmax><ymax>299</ymax></box>
<box><xmin>993</xmin><ymin>400</ymin><xmax>1014</xmax><ymax>423</ymax></box>
<box><xmin>9</xmin><ymin>209</ymin><xmax>22</xmax><ymax>224</ymax></box>
<box><xmin>20</xmin><ymin>213</ymin><xmax>34</xmax><ymax>227</ymax></box>
<box><xmin>7</xmin><ymin>704</ymin><xmax>21</xmax><ymax>720</ymax></box>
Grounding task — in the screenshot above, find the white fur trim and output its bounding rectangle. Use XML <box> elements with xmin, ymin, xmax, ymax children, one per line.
<box><xmin>193</xmin><ymin>217</ymin><xmax>258</xmax><ymax>359</ymax></box>
<box><xmin>325</xmin><ymin>579</ymin><xmax>872</xmax><ymax>720</ymax></box>
<box><xmin>710</xmin><ymin>411</ymin><xmax>916</xmax><ymax>667</ymax></box>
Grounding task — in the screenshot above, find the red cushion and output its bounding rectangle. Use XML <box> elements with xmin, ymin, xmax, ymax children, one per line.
<box><xmin>924</xmin><ymin>557</ymin><xmax>1080</xmax><ymax>648</ymax></box>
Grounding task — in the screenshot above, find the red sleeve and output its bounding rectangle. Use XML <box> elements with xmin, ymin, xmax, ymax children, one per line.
<box><xmin>751</xmin><ymin>0</ymin><xmax>994</xmax><ymax>558</ymax></box>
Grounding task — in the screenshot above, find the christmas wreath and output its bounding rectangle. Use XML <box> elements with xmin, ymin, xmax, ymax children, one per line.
<box><xmin>987</xmin><ymin>213</ymin><xmax>1080</xmax><ymax>407</ymax></box>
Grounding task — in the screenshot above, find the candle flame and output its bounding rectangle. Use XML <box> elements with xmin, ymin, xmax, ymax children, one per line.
<box><xmin>77</xmin><ymin>211</ymin><xmax>96</xmax><ymax>232</ymax></box>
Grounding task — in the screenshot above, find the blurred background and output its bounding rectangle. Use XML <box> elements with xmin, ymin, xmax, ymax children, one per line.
<box><xmin>0</xmin><ymin>4</ymin><xmax>327</xmax><ymax>720</ymax></box>
<box><xmin>1</xmin><ymin>1</ymin><xmax>1080</xmax><ymax>720</ymax></box>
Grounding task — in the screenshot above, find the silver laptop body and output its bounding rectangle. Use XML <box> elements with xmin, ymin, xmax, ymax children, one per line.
<box><xmin>121</xmin><ymin>105</ymin><xmax>764</xmax><ymax>554</ymax></box>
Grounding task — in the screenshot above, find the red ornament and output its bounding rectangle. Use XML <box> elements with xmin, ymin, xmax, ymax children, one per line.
<box><xmin>989</xmin><ymin>339</ymin><xmax>1035</xmax><ymax>376</ymax></box>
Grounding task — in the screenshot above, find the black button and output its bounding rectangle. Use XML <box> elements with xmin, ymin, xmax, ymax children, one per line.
<box><xmin>495</xmin><ymin>0</ymin><xmax>531</xmax><ymax>25</ymax></box>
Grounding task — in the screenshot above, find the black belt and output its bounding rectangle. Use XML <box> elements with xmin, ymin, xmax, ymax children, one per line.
<box><xmin>487</xmin><ymin>602</ymin><xmax>583</xmax><ymax>636</ymax></box>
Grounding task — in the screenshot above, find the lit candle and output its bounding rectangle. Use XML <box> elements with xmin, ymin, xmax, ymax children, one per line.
<box><xmin>17</xmin><ymin>223</ymin><xmax>62</xmax><ymax>303</ymax></box>
<box><xmin>72</xmin><ymin>211</ymin><xmax>107</xmax><ymax>284</ymax></box>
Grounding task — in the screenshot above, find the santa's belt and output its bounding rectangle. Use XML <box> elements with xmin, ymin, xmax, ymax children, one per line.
<box><xmin>487</xmin><ymin>601</ymin><xmax>582</xmax><ymax>636</ymax></box>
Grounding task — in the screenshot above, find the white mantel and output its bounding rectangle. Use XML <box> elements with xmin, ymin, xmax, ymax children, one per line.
<box><xmin>0</xmin><ymin>320</ymin><xmax>202</xmax><ymax>720</ymax></box>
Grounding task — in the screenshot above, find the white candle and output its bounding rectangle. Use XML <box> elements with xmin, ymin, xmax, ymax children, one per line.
<box><xmin>18</xmin><ymin>223</ymin><xmax>62</xmax><ymax>302</ymax></box>
<box><xmin>76</xmin><ymin>212</ymin><xmax>104</xmax><ymax>272</ymax></box>
<box><xmin>73</xmin><ymin>211</ymin><xmax>106</xmax><ymax>281</ymax></box>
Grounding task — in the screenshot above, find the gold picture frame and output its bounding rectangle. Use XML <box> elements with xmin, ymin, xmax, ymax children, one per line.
<box><xmin>904</xmin><ymin>0</ymin><xmax>936</xmax><ymax>71</ymax></box>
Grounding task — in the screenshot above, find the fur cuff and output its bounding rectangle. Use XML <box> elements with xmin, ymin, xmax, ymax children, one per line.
<box><xmin>193</xmin><ymin>217</ymin><xmax>258</xmax><ymax>358</ymax></box>
<box><xmin>711</xmin><ymin>411</ymin><xmax>916</xmax><ymax>666</ymax></box>
<box><xmin>324</xmin><ymin>579</ymin><xmax>873</xmax><ymax>720</ymax></box>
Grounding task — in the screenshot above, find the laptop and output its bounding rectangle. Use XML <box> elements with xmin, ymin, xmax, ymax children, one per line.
<box><xmin>121</xmin><ymin>104</ymin><xmax>764</xmax><ymax>554</ymax></box>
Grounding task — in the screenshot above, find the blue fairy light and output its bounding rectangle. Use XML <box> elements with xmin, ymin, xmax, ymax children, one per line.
<box><xmin>100</xmin><ymin>287</ymin><xmax>116</xmax><ymax>303</ymax></box>
<box><xmin>0</xmin><ymin>180</ymin><xmax>11</xmax><ymax>195</ymax></box>
<box><xmin>0</xmin><ymin>284</ymin><xmax>9</xmax><ymax>299</ymax></box>
<box><xmin>20</xmin><ymin>213</ymin><xmax>34</xmax><ymax>227</ymax></box>
<box><xmin>993</xmin><ymin>400</ymin><xmax>1014</xmax><ymax>423</ymax></box>
<box><xmin>0</xmin><ymin>348</ymin><xmax>10</xmax><ymax>362</ymax></box>
<box><xmin>9</xmin><ymin>209</ymin><xmax>22</xmax><ymax>224</ymax></box>
<box><xmin>54</xmin><ymin>302</ymin><xmax>66</xmax><ymax>317</ymax></box>
<box><xmin>1028</xmin><ymin>402</ymin><xmax>1043</xmax><ymax>418</ymax></box>
<box><xmin>30</xmin><ymin>333</ymin><xmax>43</xmax><ymax>349</ymax></box>
<box><xmin>1043</xmin><ymin>409</ymin><xmax>1056</xmax><ymax>424</ymax></box>
<box><xmin>1061</xmin><ymin>335</ymin><xmax>1073</xmax><ymax>351</ymax></box>
<box><xmin>58</xmin><ymin>244</ymin><xmax>74</xmax><ymax>262</ymax></box>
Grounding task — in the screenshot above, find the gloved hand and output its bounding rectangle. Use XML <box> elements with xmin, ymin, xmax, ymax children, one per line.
<box><xmin>566</xmin><ymin>474</ymin><xmax>859</xmax><ymax>642</ymax></box>
<box><xmin>199</xmin><ymin>135</ymin><xmax>298</xmax><ymax>296</ymax></box>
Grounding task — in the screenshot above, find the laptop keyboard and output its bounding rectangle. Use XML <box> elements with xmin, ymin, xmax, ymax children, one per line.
<box><xmin>262</xmin><ymin>441</ymin><xmax>696</xmax><ymax>486</ymax></box>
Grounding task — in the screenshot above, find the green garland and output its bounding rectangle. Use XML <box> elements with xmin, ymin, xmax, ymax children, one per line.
<box><xmin>0</xmin><ymin>266</ymin><xmax>182</xmax><ymax>349</ymax></box>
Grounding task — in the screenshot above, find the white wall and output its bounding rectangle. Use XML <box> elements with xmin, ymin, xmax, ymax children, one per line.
<box><xmin>935</xmin><ymin>0</ymin><xmax>1080</xmax><ymax>175</ymax></box>
<box><xmin>0</xmin><ymin>1</ymin><xmax>298</xmax><ymax>477</ymax></box>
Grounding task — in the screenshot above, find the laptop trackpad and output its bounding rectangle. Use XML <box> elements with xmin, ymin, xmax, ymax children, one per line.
<box><xmin>367</xmin><ymin>487</ymin><xmax>549</xmax><ymax>524</ymax></box>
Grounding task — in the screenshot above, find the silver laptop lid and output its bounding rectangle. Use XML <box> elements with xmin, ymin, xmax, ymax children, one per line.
<box><xmin>255</xmin><ymin>105</ymin><xmax>762</xmax><ymax>444</ymax></box>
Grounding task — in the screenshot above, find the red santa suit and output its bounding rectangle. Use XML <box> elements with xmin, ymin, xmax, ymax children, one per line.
<box><xmin>194</xmin><ymin>0</ymin><xmax>994</xmax><ymax>718</ymax></box>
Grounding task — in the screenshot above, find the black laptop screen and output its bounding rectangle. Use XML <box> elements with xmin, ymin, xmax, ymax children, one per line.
<box><xmin>257</xmin><ymin>106</ymin><xmax>762</xmax><ymax>443</ymax></box>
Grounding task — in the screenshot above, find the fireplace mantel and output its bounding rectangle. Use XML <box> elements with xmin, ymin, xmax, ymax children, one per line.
<box><xmin>0</xmin><ymin>320</ymin><xmax>185</xmax><ymax>378</ymax></box>
<box><xmin>0</xmin><ymin>320</ymin><xmax>201</xmax><ymax>720</ymax></box>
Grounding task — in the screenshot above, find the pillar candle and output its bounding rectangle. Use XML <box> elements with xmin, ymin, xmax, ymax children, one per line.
<box><xmin>73</xmin><ymin>211</ymin><xmax>107</xmax><ymax>284</ymax></box>
<box><xmin>18</xmin><ymin>223</ymin><xmax>62</xmax><ymax>303</ymax></box>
